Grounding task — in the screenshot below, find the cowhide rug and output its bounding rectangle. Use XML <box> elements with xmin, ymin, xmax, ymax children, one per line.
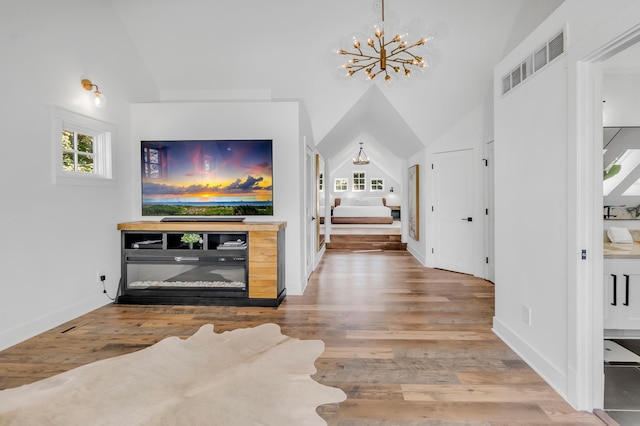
<box><xmin>0</xmin><ymin>323</ymin><xmax>346</xmax><ymax>425</ymax></box>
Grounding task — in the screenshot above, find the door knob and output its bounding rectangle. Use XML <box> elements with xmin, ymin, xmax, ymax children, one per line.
<box><xmin>461</xmin><ymin>217</ymin><xmax>473</xmax><ymax>222</ymax></box>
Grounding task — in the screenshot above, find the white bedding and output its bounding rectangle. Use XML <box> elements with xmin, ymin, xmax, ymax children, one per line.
<box><xmin>332</xmin><ymin>205</ymin><xmax>391</xmax><ymax>218</ymax></box>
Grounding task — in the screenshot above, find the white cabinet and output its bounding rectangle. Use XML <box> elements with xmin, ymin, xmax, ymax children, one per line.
<box><xmin>604</xmin><ymin>259</ymin><xmax>640</xmax><ymax>330</ymax></box>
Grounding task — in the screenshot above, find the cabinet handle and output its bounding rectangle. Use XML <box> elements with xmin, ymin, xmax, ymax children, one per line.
<box><xmin>624</xmin><ymin>274</ymin><xmax>630</xmax><ymax>306</ymax></box>
<box><xmin>174</xmin><ymin>256</ymin><xmax>199</xmax><ymax>262</ymax></box>
<box><xmin>611</xmin><ymin>274</ymin><xmax>617</xmax><ymax>306</ymax></box>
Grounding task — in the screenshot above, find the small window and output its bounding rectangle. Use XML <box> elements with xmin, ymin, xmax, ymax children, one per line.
<box><xmin>370</xmin><ymin>178</ymin><xmax>384</xmax><ymax>191</ymax></box>
<box><xmin>353</xmin><ymin>171</ymin><xmax>366</xmax><ymax>192</ymax></box>
<box><xmin>334</xmin><ymin>178</ymin><xmax>348</xmax><ymax>192</ymax></box>
<box><xmin>62</xmin><ymin>130</ymin><xmax>95</xmax><ymax>173</ymax></box>
<box><xmin>52</xmin><ymin>107</ymin><xmax>115</xmax><ymax>186</ymax></box>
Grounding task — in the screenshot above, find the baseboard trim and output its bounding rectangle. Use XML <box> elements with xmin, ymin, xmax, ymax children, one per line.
<box><xmin>0</xmin><ymin>294</ymin><xmax>109</xmax><ymax>351</ymax></box>
<box><xmin>492</xmin><ymin>316</ymin><xmax>568</xmax><ymax>402</ymax></box>
<box><xmin>407</xmin><ymin>245</ymin><xmax>426</xmax><ymax>265</ymax></box>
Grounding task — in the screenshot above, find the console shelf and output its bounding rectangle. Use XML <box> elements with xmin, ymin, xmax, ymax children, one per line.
<box><xmin>117</xmin><ymin>221</ymin><xmax>286</xmax><ymax>306</ymax></box>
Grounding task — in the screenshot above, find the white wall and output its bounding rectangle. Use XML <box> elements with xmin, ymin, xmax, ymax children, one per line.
<box><xmin>603</xmin><ymin>74</ymin><xmax>640</xmax><ymax>126</ymax></box>
<box><xmin>327</xmin><ymin>136</ymin><xmax>403</xmax><ymax>205</ymax></box>
<box><xmin>493</xmin><ymin>0</ymin><xmax>640</xmax><ymax>409</ymax></box>
<box><xmin>329</xmin><ymin>162</ymin><xmax>401</xmax><ymax>205</ymax></box>
<box><xmin>0</xmin><ymin>1</ymin><xmax>156</xmax><ymax>350</ymax></box>
<box><xmin>130</xmin><ymin>102</ymin><xmax>308</xmax><ymax>296</ymax></box>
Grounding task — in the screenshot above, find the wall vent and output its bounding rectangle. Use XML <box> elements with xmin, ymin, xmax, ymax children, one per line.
<box><xmin>534</xmin><ymin>44</ymin><xmax>548</xmax><ymax>72</ymax></box>
<box><xmin>548</xmin><ymin>31</ymin><xmax>564</xmax><ymax>62</ymax></box>
<box><xmin>502</xmin><ymin>28</ymin><xmax>565</xmax><ymax>96</ymax></box>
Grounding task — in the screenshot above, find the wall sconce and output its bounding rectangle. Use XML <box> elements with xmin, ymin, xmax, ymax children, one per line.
<box><xmin>81</xmin><ymin>79</ymin><xmax>107</xmax><ymax>108</ymax></box>
<box><xmin>389</xmin><ymin>187</ymin><xmax>394</xmax><ymax>192</ymax></box>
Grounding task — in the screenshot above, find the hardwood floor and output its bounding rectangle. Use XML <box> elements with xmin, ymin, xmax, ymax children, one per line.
<box><xmin>0</xmin><ymin>250</ymin><xmax>603</xmax><ymax>425</ymax></box>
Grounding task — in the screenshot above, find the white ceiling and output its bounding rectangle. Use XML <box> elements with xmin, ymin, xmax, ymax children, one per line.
<box><xmin>106</xmin><ymin>0</ymin><xmax>565</xmax><ymax>160</ymax></box>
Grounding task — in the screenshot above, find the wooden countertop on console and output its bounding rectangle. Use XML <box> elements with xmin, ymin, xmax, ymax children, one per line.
<box><xmin>118</xmin><ymin>221</ymin><xmax>286</xmax><ymax>232</ymax></box>
<box><xmin>604</xmin><ymin>242</ymin><xmax>640</xmax><ymax>259</ymax></box>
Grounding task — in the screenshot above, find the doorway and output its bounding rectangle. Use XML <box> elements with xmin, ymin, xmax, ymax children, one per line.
<box><xmin>572</xmin><ymin>22</ymin><xmax>640</xmax><ymax>415</ymax></box>
<box><xmin>601</xmin><ymin>45</ymin><xmax>640</xmax><ymax>425</ymax></box>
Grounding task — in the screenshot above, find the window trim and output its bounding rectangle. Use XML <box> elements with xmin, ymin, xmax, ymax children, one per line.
<box><xmin>52</xmin><ymin>107</ymin><xmax>116</xmax><ymax>186</ymax></box>
<box><xmin>352</xmin><ymin>171</ymin><xmax>366</xmax><ymax>192</ymax></box>
<box><xmin>370</xmin><ymin>178</ymin><xmax>384</xmax><ymax>192</ymax></box>
<box><xmin>334</xmin><ymin>178</ymin><xmax>348</xmax><ymax>192</ymax></box>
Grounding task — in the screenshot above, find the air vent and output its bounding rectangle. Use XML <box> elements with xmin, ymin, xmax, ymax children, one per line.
<box><xmin>548</xmin><ymin>31</ymin><xmax>564</xmax><ymax>61</ymax></box>
<box><xmin>502</xmin><ymin>75</ymin><xmax>511</xmax><ymax>95</ymax></box>
<box><xmin>511</xmin><ymin>66</ymin><xmax>522</xmax><ymax>88</ymax></box>
<box><xmin>521</xmin><ymin>55</ymin><xmax>533</xmax><ymax>81</ymax></box>
<box><xmin>534</xmin><ymin>45</ymin><xmax>548</xmax><ymax>72</ymax></box>
<box><xmin>501</xmin><ymin>28</ymin><xmax>565</xmax><ymax>96</ymax></box>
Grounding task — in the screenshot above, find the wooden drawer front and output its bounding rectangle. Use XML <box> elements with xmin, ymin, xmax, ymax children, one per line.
<box><xmin>248</xmin><ymin>231</ymin><xmax>278</xmax><ymax>298</ymax></box>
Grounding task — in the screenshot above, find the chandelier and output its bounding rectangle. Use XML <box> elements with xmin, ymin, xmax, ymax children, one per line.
<box><xmin>338</xmin><ymin>0</ymin><xmax>432</xmax><ymax>82</ymax></box>
<box><xmin>353</xmin><ymin>142</ymin><xmax>370</xmax><ymax>165</ymax></box>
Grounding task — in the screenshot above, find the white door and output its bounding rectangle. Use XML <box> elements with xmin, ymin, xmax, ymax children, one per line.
<box><xmin>485</xmin><ymin>142</ymin><xmax>495</xmax><ymax>282</ymax></box>
<box><xmin>433</xmin><ymin>149</ymin><xmax>475</xmax><ymax>275</ymax></box>
<box><xmin>305</xmin><ymin>147</ymin><xmax>315</xmax><ymax>278</ymax></box>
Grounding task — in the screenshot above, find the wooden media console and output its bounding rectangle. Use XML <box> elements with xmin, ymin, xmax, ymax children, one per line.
<box><xmin>116</xmin><ymin>221</ymin><xmax>286</xmax><ymax>306</ymax></box>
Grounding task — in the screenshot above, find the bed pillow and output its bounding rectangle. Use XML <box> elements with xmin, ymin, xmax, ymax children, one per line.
<box><xmin>607</xmin><ymin>227</ymin><xmax>634</xmax><ymax>244</ymax></box>
<box><xmin>339</xmin><ymin>198</ymin><xmax>354</xmax><ymax>206</ymax></box>
<box><xmin>353</xmin><ymin>199</ymin><xmax>370</xmax><ymax>206</ymax></box>
<box><xmin>365</xmin><ymin>197</ymin><xmax>384</xmax><ymax>206</ymax></box>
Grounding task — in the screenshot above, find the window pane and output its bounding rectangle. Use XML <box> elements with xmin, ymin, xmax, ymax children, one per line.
<box><xmin>335</xmin><ymin>178</ymin><xmax>348</xmax><ymax>191</ymax></box>
<box><xmin>62</xmin><ymin>130</ymin><xmax>74</xmax><ymax>151</ymax></box>
<box><xmin>353</xmin><ymin>172</ymin><xmax>365</xmax><ymax>191</ymax></box>
<box><xmin>62</xmin><ymin>152</ymin><xmax>75</xmax><ymax>171</ymax></box>
<box><xmin>77</xmin><ymin>154</ymin><xmax>94</xmax><ymax>173</ymax></box>
<box><xmin>77</xmin><ymin>134</ymin><xmax>94</xmax><ymax>153</ymax></box>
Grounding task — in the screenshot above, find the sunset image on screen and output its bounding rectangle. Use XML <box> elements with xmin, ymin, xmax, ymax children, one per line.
<box><xmin>141</xmin><ymin>140</ymin><xmax>273</xmax><ymax>216</ymax></box>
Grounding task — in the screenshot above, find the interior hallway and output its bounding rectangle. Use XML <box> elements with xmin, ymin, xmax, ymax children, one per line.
<box><xmin>0</xmin><ymin>250</ymin><xmax>604</xmax><ymax>424</ymax></box>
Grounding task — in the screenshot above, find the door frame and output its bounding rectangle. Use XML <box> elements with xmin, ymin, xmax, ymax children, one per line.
<box><xmin>305</xmin><ymin>146</ymin><xmax>315</xmax><ymax>279</ymax></box>
<box><xmin>570</xmin><ymin>23</ymin><xmax>640</xmax><ymax>410</ymax></box>
<box><xmin>484</xmin><ymin>141</ymin><xmax>495</xmax><ymax>283</ymax></box>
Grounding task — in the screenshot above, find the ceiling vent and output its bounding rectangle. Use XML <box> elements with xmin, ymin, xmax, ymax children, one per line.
<box><xmin>502</xmin><ymin>29</ymin><xmax>565</xmax><ymax>95</ymax></box>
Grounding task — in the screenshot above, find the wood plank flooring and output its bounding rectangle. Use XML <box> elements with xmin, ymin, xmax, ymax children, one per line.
<box><xmin>0</xmin><ymin>250</ymin><xmax>603</xmax><ymax>425</ymax></box>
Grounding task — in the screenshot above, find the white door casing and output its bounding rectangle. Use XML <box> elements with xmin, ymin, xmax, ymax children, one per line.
<box><xmin>305</xmin><ymin>147</ymin><xmax>315</xmax><ymax>279</ymax></box>
<box><xmin>485</xmin><ymin>142</ymin><xmax>495</xmax><ymax>282</ymax></box>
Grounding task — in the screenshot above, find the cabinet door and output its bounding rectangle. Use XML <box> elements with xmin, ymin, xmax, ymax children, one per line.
<box><xmin>617</xmin><ymin>262</ymin><xmax>640</xmax><ymax>329</ymax></box>
<box><xmin>603</xmin><ymin>260</ymin><xmax>619</xmax><ymax>329</ymax></box>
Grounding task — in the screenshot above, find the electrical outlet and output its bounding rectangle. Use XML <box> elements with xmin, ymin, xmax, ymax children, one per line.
<box><xmin>522</xmin><ymin>305</ymin><xmax>532</xmax><ymax>326</ymax></box>
<box><xmin>97</xmin><ymin>271</ymin><xmax>106</xmax><ymax>283</ymax></box>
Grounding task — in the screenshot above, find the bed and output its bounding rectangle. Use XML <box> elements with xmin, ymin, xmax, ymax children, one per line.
<box><xmin>331</xmin><ymin>197</ymin><xmax>394</xmax><ymax>224</ymax></box>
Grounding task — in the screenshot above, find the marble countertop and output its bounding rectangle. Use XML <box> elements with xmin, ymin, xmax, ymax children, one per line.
<box><xmin>604</xmin><ymin>242</ymin><xmax>640</xmax><ymax>258</ymax></box>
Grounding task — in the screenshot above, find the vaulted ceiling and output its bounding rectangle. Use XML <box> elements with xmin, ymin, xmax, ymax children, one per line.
<box><xmin>109</xmin><ymin>0</ymin><xmax>564</xmax><ymax>160</ymax></box>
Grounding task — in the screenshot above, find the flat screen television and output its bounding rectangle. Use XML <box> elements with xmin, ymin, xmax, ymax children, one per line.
<box><xmin>141</xmin><ymin>139</ymin><xmax>273</xmax><ymax>217</ymax></box>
